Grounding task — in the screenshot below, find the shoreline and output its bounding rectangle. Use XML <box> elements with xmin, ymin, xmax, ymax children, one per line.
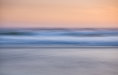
<box><xmin>0</xmin><ymin>48</ymin><xmax>118</xmax><ymax>75</ymax></box>
<box><xmin>0</xmin><ymin>45</ymin><xmax>118</xmax><ymax>48</ymax></box>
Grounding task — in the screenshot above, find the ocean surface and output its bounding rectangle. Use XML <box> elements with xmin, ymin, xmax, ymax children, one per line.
<box><xmin>0</xmin><ymin>28</ymin><xmax>118</xmax><ymax>47</ymax></box>
<box><xmin>0</xmin><ymin>28</ymin><xmax>118</xmax><ymax>75</ymax></box>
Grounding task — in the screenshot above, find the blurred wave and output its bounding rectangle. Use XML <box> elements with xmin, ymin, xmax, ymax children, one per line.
<box><xmin>0</xmin><ymin>28</ymin><xmax>118</xmax><ymax>46</ymax></box>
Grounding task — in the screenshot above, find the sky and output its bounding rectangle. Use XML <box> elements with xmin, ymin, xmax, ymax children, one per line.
<box><xmin>0</xmin><ymin>0</ymin><xmax>118</xmax><ymax>28</ymax></box>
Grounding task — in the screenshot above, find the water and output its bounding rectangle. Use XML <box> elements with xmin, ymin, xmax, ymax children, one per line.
<box><xmin>0</xmin><ymin>48</ymin><xmax>118</xmax><ymax>75</ymax></box>
<box><xmin>0</xmin><ymin>28</ymin><xmax>118</xmax><ymax>75</ymax></box>
<box><xmin>0</xmin><ymin>28</ymin><xmax>118</xmax><ymax>46</ymax></box>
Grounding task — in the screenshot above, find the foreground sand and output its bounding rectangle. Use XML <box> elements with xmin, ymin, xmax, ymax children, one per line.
<box><xmin>0</xmin><ymin>48</ymin><xmax>118</xmax><ymax>75</ymax></box>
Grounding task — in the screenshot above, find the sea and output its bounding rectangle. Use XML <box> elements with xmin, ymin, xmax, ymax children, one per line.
<box><xmin>0</xmin><ymin>28</ymin><xmax>118</xmax><ymax>47</ymax></box>
<box><xmin>0</xmin><ymin>28</ymin><xmax>118</xmax><ymax>75</ymax></box>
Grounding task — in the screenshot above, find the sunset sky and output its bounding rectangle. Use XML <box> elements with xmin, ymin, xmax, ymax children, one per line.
<box><xmin>0</xmin><ymin>0</ymin><xmax>118</xmax><ymax>28</ymax></box>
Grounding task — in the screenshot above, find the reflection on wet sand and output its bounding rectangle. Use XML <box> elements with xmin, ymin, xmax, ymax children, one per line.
<box><xmin>0</xmin><ymin>48</ymin><xmax>118</xmax><ymax>75</ymax></box>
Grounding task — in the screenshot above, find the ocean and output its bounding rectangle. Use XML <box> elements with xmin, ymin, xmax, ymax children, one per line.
<box><xmin>0</xmin><ymin>28</ymin><xmax>118</xmax><ymax>75</ymax></box>
<box><xmin>0</xmin><ymin>28</ymin><xmax>118</xmax><ymax>47</ymax></box>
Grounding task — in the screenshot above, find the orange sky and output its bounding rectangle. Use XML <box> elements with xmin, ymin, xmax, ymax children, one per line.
<box><xmin>0</xmin><ymin>0</ymin><xmax>118</xmax><ymax>28</ymax></box>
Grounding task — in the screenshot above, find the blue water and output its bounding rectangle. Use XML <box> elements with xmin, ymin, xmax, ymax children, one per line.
<box><xmin>0</xmin><ymin>28</ymin><xmax>118</xmax><ymax>46</ymax></box>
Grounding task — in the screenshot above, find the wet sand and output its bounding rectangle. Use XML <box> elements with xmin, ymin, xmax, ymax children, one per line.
<box><xmin>0</xmin><ymin>48</ymin><xmax>118</xmax><ymax>75</ymax></box>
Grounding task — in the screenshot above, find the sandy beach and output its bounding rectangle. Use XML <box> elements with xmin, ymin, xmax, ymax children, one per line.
<box><xmin>0</xmin><ymin>48</ymin><xmax>118</xmax><ymax>75</ymax></box>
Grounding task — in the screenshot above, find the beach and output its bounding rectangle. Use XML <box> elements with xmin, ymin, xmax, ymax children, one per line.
<box><xmin>1</xmin><ymin>0</ymin><xmax>118</xmax><ymax>75</ymax></box>
<box><xmin>0</xmin><ymin>48</ymin><xmax>118</xmax><ymax>75</ymax></box>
